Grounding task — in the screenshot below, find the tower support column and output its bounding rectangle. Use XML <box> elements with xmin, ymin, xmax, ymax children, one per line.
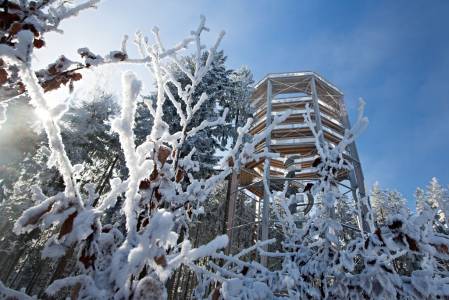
<box><xmin>261</xmin><ymin>79</ymin><xmax>272</xmax><ymax>268</ymax></box>
<box><xmin>225</xmin><ymin>170</ymin><xmax>239</xmax><ymax>255</ymax></box>
<box><xmin>338</xmin><ymin>96</ymin><xmax>371</xmax><ymax>232</ymax></box>
<box><xmin>311</xmin><ymin>75</ymin><xmax>339</xmax><ymax>249</ymax></box>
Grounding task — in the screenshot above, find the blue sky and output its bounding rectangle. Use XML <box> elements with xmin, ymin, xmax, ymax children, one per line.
<box><xmin>33</xmin><ymin>0</ymin><xmax>449</xmax><ymax>212</ymax></box>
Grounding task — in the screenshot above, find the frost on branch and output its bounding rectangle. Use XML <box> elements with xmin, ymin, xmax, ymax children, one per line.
<box><xmin>191</xmin><ymin>98</ymin><xmax>449</xmax><ymax>300</ymax></box>
<box><xmin>0</xmin><ymin>0</ymin><xmax>108</xmax><ymax>101</ymax></box>
<box><xmin>5</xmin><ymin>15</ymin><xmax>291</xmax><ymax>299</ymax></box>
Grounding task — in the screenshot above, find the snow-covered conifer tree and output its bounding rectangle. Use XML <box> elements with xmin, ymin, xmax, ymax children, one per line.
<box><xmin>140</xmin><ymin>52</ymin><xmax>254</xmax><ymax>180</ymax></box>
<box><xmin>225</xmin><ymin>65</ymin><xmax>254</xmax><ymax>146</ymax></box>
<box><xmin>371</xmin><ymin>183</ymin><xmax>411</xmax><ymax>226</ymax></box>
<box><xmin>370</xmin><ymin>182</ymin><xmax>389</xmax><ymax>225</ymax></box>
<box><xmin>415</xmin><ymin>178</ymin><xmax>448</xmax><ymax>215</ymax></box>
<box><xmin>415</xmin><ymin>178</ymin><xmax>449</xmax><ymax>233</ymax></box>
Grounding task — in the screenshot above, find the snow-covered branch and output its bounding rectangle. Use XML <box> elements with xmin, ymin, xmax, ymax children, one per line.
<box><xmin>4</xmin><ymin>14</ymin><xmax>290</xmax><ymax>299</ymax></box>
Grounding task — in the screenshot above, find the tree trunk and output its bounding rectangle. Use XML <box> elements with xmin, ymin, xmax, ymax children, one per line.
<box><xmin>69</xmin><ymin>283</ymin><xmax>81</xmax><ymax>300</ymax></box>
<box><xmin>48</xmin><ymin>156</ymin><xmax>119</xmax><ymax>297</ymax></box>
<box><xmin>26</xmin><ymin>258</ymin><xmax>48</xmax><ymax>295</ymax></box>
<box><xmin>182</xmin><ymin>270</ymin><xmax>192</xmax><ymax>300</ymax></box>
<box><xmin>94</xmin><ymin>157</ymin><xmax>115</xmax><ymax>193</ymax></box>
<box><xmin>219</xmin><ymin>178</ymin><xmax>233</xmax><ymax>268</ymax></box>
<box><xmin>9</xmin><ymin>233</ymin><xmax>43</xmax><ymax>288</ymax></box>
<box><xmin>0</xmin><ymin>221</ymin><xmax>10</xmax><ymax>239</ymax></box>
<box><xmin>171</xmin><ymin>264</ymin><xmax>183</xmax><ymax>300</ymax></box>
<box><xmin>2</xmin><ymin>228</ymin><xmax>38</xmax><ymax>284</ymax></box>
<box><xmin>166</xmin><ymin>268</ymin><xmax>177</xmax><ymax>300</ymax></box>
<box><xmin>177</xmin><ymin>270</ymin><xmax>187</xmax><ymax>300</ymax></box>
<box><xmin>93</xmin><ymin>154</ymin><xmax>119</xmax><ymax>207</ymax></box>
<box><xmin>46</xmin><ymin>243</ymin><xmax>77</xmax><ymax>289</ymax></box>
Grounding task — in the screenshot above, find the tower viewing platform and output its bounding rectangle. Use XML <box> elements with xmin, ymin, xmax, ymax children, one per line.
<box><xmin>239</xmin><ymin>71</ymin><xmax>365</xmax><ymax>199</ymax></box>
<box><xmin>225</xmin><ymin>71</ymin><xmax>367</xmax><ymax>267</ymax></box>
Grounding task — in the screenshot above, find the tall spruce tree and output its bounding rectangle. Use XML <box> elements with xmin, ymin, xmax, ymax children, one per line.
<box><xmin>140</xmin><ymin>51</ymin><xmax>254</xmax><ymax>179</ymax></box>
<box><xmin>415</xmin><ymin>178</ymin><xmax>448</xmax><ymax>214</ymax></box>
<box><xmin>0</xmin><ymin>96</ymin><xmax>42</xmax><ymax>206</ymax></box>
<box><xmin>370</xmin><ymin>182</ymin><xmax>411</xmax><ymax>226</ymax></box>
<box><xmin>415</xmin><ymin>178</ymin><xmax>449</xmax><ymax>231</ymax></box>
<box><xmin>0</xmin><ymin>88</ymin><xmax>123</xmax><ymax>292</ymax></box>
<box><xmin>60</xmin><ymin>89</ymin><xmax>123</xmax><ymax>198</ymax></box>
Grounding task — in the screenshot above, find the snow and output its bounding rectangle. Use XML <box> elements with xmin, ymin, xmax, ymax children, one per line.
<box><xmin>4</xmin><ymin>7</ymin><xmax>449</xmax><ymax>300</ymax></box>
<box><xmin>223</xmin><ymin>278</ymin><xmax>243</xmax><ymax>297</ymax></box>
<box><xmin>0</xmin><ymin>102</ymin><xmax>6</xmax><ymax>129</ymax></box>
<box><xmin>111</xmin><ymin>70</ymin><xmax>149</xmax><ymax>245</ymax></box>
<box><xmin>0</xmin><ymin>281</ymin><xmax>36</xmax><ymax>300</ymax></box>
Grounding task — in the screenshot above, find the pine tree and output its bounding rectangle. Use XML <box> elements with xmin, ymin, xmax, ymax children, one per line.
<box><xmin>143</xmin><ymin>51</ymin><xmax>230</xmax><ymax>178</ymax></box>
<box><xmin>0</xmin><ymin>96</ymin><xmax>42</xmax><ymax>205</ymax></box>
<box><xmin>140</xmin><ymin>52</ymin><xmax>254</xmax><ymax>180</ymax></box>
<box><xmin>0</xmin><ymin>87</ymin><xmax>123</xmax><ymax>293</ymax></box>
<box><xmin>415</xmin><ymin>178</ymin><xmax>449</xmax><ymax>231</ymax></box>
<box><xmin>415</xmin><ymin>178</ymin><xmax>448</xmax><ymax>213</ymax></box>
<box><xmin>370</xmin><ymin>182</ymin><xmax>411</xmax><ymax>226</ymax></box>
<box><xmin>0</xmin><ymin>96</ymin><xmax>46</xmax><ymax>285</ymax></box>
<box><xmin>386</xmin><ymin>189</ymin><xmax>411</xmax><ymax>216</ymax></box>
<box><xmin>414</xmin><ymin>187</ymin><xmax>426</xmax><ymax>215</ymax></box>
<box><xmin>222</xmin><ymin>65</ymin><xmax>254</xmax><ymax>146</ymax></box>
<box><xmin>370</xmin><ymin>182</ymin><xmax>389</xmax><ymax>226</ymax></box>
<box><xmin>60</xmin><ymin>89</ymin><xmax>123</xmax><ymax>197</ymax></box>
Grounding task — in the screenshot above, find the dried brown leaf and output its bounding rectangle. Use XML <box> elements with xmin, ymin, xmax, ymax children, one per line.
<box><xmin>139</xmin><ymin>179</ymin><xmax>151</xmax><ymax>190</ymax></box>
<box><xmin>47</xmin><ymin>65</ymin><xmax>58</xmax><ymax>75</ymax></box>
<box><xmin>227</xmin><ymin>156</ymin><xmax>234</xmax><ymax>167</ymax></box>
<box><xmin>364</xmin><ymin>237</ymin><xmax>370</xmax><ymax>249</ymax></box>
<box><xmin>71</xmin><ymin>72</ymin><xmax>82</xmax><ymax>81</ymax></box>
<box><xmin>150</xmin><ymin>165</ymin><xmax>158</xmax><ymax>181</ymax></box>
<box><xmin>0</xmin><ymin>69</ymin><xmax>8</xmax><ymax>85</ymax></box>
<box><xmin>211</xmin><ymin>286</ymin><xmax>221</xmax><ymax>300</ymax></box>
<box><xmin>23</xmin><ymin>23</ymin><xmax>39</xmax><ymax>37</ymax></box>
<box><xmin>303</xmin><ymin>183</ymin><xmax>314</xmax><ymax>193</ymax></box>
<box><xmin>33</xmin><ymin>38</ymin><xmax>45</xmax><ymax>49</ymax></box>
<box><xmin>58</xmin><ymin>211</ymin><xmax>77</xmax><ymax>240</ymax></box>
<box><xmin>23</xmin><ymin>203</ymin><xmax>53</xmax><ymax>227</ymax></box>
<box><xmin>17</xmin><ymin>82</ymin><xmax>25</xmax><ymax>91</ymax></box>
<box><xmin>7</xmin><ymin>2</ymin><xmax>21</xmax><ymax>10</ymax></box>
<box><xmin>68</xmin><ymin>79</ymin><xmax>74</xmax><ymax>94</ymax></box>
<box><xmin>186</xmin><ymin>205</ymin><xmax>193</xmax><ymax>220</ymax></box>
<box><xmin>154</xmin><ymin>254</ymin><xmax>167</xmax><ymax>268</ymax></box>
<box><xmin>113</xmin><ymin>52</ymin><xmax>127</xmax><ymax>61</ymax></box>
<box><xmin>154</xmin><ymin>187</ymin><xmax>162</xmax><ymax>202</ymax></box>
<box><xmin>79</xmin><ymin>247</ymin><xmax>92</xmax><ymax>269</ymax></box>
<box><xmin>9</xmin><ymin>22</ymin><xmax>22</xmax><ymax>35</ymax></box>
<box><xmin>141</xmin><ymin>217</ymin><xmax>149</xmax><ymax>229</ymax></box>
<box><xmin>157</xmin><ymin>146</ymin><xmax>171</xmax><ymax>166</ymax></box>
<box><xmin>28</xmin><ymin>1</ymin><xmax>37</xmax><ymax>10</ymax></box>
<box><xmin>388</xmin><ymin>220</ymin><xmax>403</xmax><ymax>230</ymax></box>
<box><xmin>6</xmin><ymin>13</ymin><xmax>21</xmax><ymax>22</ymax></box>
<box><xmin>42</xmin><ymin>79</ymin><xmax>61</xmax><ymax>92</ymax></box>
<box><xmin>175</xmin><ymin>168</ymin><xmax>184</xmax><ymax>183</ymax></box>
<box><xmin>405</xmin><ymin>235</ymin><xmax>419</xmax><ymax>251</ymax></box>
<box><xmin>312</xmin><ymin>157</ymin><xmax>322</xmax><ymax>168</ymax></box>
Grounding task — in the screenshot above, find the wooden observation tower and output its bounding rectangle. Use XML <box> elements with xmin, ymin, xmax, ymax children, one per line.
<box><xmin>225</xmin><ymin>71</ymin><xmax>367</xmax><ymax>267</ymax></box>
